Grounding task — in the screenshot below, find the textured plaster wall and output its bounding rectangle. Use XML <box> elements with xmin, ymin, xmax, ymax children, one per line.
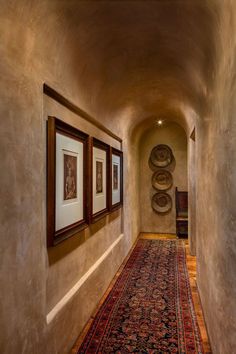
<box><xmin>188</xmin><ymin>136</ymin><xmax>196</xmax><ymax>255</ymax></box>
<box><xmin>122</xmin><ymin>142</ymin><xmax>140</xmax><ymax>248</ymax></box>
<box><xmin>139</xmin><ymin>122</ymin><xmax>187</xmax><ymax>234</ymax></box>
<box><xmin>0</xmin><ymin>2</ymin><xmax>138</xmax><ymax>353</ymax></box>
<box><xmin>195</xmin><ymin>3</ymin><xmax>236</xmax><ymax>352</ymax></box>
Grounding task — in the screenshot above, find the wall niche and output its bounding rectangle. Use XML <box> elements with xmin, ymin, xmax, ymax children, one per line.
<box><xmin>139</xmin><ymin>121</ymin><xmax>187</xmax><ymax>234</ymax></box>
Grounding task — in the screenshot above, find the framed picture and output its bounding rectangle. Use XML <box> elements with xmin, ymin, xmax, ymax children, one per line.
<box><xmin>90</xmin><ymin>137</ymin><xmax>110</xmax><ymax>222</ymax></box>
<box><xmin>109</xmin><ymin>147</ymin><xmax>123</xmax><ymax>211</ymax></box>
<box><xmin>47</xmin><ymin>117</ymin><xmax>89</xmax><ymax>247</ymax></box>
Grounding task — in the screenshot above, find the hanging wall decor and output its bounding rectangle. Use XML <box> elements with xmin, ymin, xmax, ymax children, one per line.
<box><xmin>151</xmin><ymin>192</ymin><xmax>172</xmax><ymax>214</ymax></box>
<box><xmin>152</xmin><ymin>170</ymin><xmax>173</xmax><ymax>191</ymax></box>
<box><xmin>149</xmin><ymin>144</ymin><xmax>174</xmax><ymax>215</ymax></box>
<box><xmin>150</xmin><ymin>144</ymin><xmax>173</xmax><ymax>168</ymax></box>
<box><xmin>47</xmin><ymin>117</ymin><xmax>89</xmax><ymax>247</ymax></box>
<box><xmin>90</xmin><ymin>137</ymin><xmax>110</xmax><ymax>223</ymax></box>
<box><xmin>109</xmin><ymin>147</ymin><xmax>123</xmax><ymax>211</ymax></box>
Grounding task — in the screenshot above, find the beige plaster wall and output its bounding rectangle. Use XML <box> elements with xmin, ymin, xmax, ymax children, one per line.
<box><xmin>139</xmin><ymin>122</ymin><xmax>187</xmax><ymax>234</ymax></box>
<box><xmin>0</xmin><ymin>3</ymin><xmax>138</xmax><ymax>353</ymax></box>
<box><xmin>188</xmin><ymin>136</ymin><xmax>197</xmax><ymax>255</ymax></box>
<box><xmin>195</xmin><ymin>4</ymin><xmax>236</xmax><ymax>351</ymax></box>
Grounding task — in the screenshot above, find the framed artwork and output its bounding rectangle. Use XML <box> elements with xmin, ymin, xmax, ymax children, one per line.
<box><xmin>109</xmin><ymin>147</ymin><xmax>123</xmax><ymax>211</ymax></box>
<box><xmin>47</xmin><ymin>117</ymin><xmax>89</xmax><ymax>247</ymax></box>
<box><xmin>90</xmin><ymin>137</ymin><xmax>110</xmax><ymax>222</ymax></box>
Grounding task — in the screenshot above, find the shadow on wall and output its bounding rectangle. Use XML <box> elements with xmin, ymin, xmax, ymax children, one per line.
<box><xmin>48</xmin><ymin>209</ymin><xmax>120</xmax><ymax>265</ymax></box>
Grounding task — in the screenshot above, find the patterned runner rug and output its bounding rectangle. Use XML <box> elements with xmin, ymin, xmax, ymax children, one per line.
<box><xmin>77</xmin><ymin>239</ymin><xmax>204</xmax><ymax>353</ymax></box>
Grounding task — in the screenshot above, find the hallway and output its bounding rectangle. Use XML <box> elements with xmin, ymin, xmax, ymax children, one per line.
<box><xmin>1</xmin><ymin>1</ymin><xmax>236</xmax><ymax>353</ymax></box>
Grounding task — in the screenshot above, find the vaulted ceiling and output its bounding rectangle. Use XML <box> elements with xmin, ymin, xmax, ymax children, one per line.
<box><xmin>6</xmin><ymin>0</ymin><xmax>222</xmax><ymax>133</ymax></box>
<box><xmin>49</xmin><ymin>0</ymin><xmax>219</xmax><ymax>132</ymax></box>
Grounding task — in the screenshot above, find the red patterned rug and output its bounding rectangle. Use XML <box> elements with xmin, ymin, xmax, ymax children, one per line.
<box><xmin>77</xmin><ymin>239</ymin><xmax>204</xmax><ymax>353</ymax></box>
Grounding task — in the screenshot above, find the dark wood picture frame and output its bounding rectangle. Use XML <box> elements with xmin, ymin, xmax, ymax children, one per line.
<box><xmin>109</xmin><ymin>147</ymin><xmax>123</xmax><ymax>211</ymax></box>
<box><xmin>47</xmin><ymin>116</ymin><xmax>89</xmax><ymax>247</ymax></box>
<box><xmin>89</xmin><ymin>137</ymin><xmax>110</xmax><ymax>223</ymax></box>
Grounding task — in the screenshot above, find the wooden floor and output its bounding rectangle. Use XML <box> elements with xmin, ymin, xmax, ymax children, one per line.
<box><xmin>72</xmin><ymin>233</ymin><xmax>211</xmax><ymax>353</ymax></box>
<box><xmin>185</xmin><ymin>242</ymin><xmax>211</xmax><ymax>353</ymax></box>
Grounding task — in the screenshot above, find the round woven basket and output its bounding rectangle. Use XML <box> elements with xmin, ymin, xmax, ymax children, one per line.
<box><xmin>152</xmin><ymin>170</ymin><xmax>173</xmax><ymax>191</ymax></box>
<box><xmin>151</xmin><ymin>192</ymin><xmax>172</xmax><ymax>214</ymax></box>
<box><xmin>150</xmin><ymin>144</ymin><xmax>173</xmax><ymax>168</ymax></box>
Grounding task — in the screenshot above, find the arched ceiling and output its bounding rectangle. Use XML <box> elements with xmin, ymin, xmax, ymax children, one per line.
<box><xmin>51</xmin><ymin>0</ymin><xmax>219</xmax><ymax>134</ymax></box>
<box><xmin>9</xmin><ymin>0</ymin><xmax>221</xmax><ymax>135</ymax></box>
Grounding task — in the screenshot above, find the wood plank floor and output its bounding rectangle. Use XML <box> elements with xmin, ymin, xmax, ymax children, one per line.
<box><xmin>72</xmin><ymin>233</ymin><xmax>212</xmax><ymax>353</ymax></box>
<box><xmin>184</xmin><ymin>241</ymin><xmax>212</xmax><ymax>353</ymax></box>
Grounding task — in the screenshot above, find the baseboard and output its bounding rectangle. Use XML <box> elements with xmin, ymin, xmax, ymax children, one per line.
<box><xmin>196</xmin><ymin>280</ymin><xmax>213</xmax><ymax>352</ymax></box>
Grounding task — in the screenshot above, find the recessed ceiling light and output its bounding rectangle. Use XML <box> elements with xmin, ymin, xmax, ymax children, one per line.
<box><xmin>157</xmin><ymin>119</ymin><xmax>163</xmax><ymax>126</ymax></box>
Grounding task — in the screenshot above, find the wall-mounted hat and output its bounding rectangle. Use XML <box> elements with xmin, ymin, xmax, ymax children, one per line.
<box><xmin>152</xmin><ymin>170</ymin><xmax>173</xmax><ymax>191</ymax></box>
<box><xmin>150</xmin><ymin>144</ymin><xmax>173</xmax><ymax>168</ymax></box>
<box><xmin>151</xmin><ymin>192</ymin><xmax>172</xmax><ymax>214</ymax></box>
